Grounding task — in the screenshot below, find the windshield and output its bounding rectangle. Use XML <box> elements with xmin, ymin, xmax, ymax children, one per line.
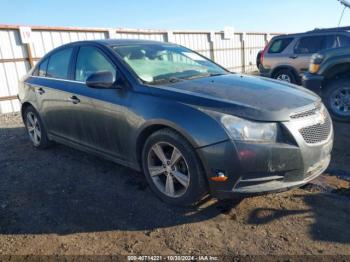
<box><xmin>112</xmin><ymin>44</ymin><xmax>228</xmax><ymax>84</ymax></box>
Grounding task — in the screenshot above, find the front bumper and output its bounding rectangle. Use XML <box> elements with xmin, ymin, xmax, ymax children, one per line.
<box><xmin>302</xmin><ymin>73</ymin><xmax>324</xmax><ymax>95</ymax></box>
<box><xmin>197</xmin><ymin>120</ymin><xmax>333</xmax><ymax>199</ymax></box>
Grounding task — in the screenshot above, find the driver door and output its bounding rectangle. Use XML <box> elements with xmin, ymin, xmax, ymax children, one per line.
<box><xmin>72</xmin><ymin>45</ymin><xmax>131</xmax><ymax>160</ymax></box>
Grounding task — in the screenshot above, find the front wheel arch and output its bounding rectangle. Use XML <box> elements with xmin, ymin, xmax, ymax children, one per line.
<box><xmin>141</xmin><ymin>128</ymin><xmax>209</xmax><ymax>206</ymax></box>
<box><xmin>136</xmin><ymin>122</ymin><xmax>202</xmax><ymax>171</ymax></box>
<box><xmin>323</xmin><ymin>79</ymin><xmax>350</xmax><ymax>122</ymax></box>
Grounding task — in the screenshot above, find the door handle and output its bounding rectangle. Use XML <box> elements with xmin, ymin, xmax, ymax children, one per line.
<box><xmin>289</xmin><ymin>55</ymin><xmax>298</xmax><ymax>59</ymax></box>
<box><xmin>68</xmin><ymin>96</ymin><xmax>80</xmax><ymax>104</ymax></box>
<box><xmin>37</xmin><ymin>87</ymin><xmax>45</xmax><ymax>95</ymax></box>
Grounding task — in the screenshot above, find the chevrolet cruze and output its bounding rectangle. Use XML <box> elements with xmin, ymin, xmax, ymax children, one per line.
<box><xmin>18</xmin><ymin>40</ymin><xmax>334</xmax><ymax>206</ymax></box>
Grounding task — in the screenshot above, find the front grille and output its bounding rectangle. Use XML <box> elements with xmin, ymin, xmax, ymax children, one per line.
<box><xmin>290</xmin><ymin>104</ymin><xmax>321</xmax><ymax>119</ymax></box>
<box><xmin>299</xmin><ymin>113</ymin><xmax>332</xmax><ymax>144</ymax></box>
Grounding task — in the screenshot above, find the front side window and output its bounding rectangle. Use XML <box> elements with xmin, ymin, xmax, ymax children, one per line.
<box><xmin>337</xmin><ymin>35</ymin><xmax>350</xmax><ymax>47</ymax></box>
<box><xmin>294</xmin><ymin>36</ymin><xmax>326</xmax><ymax>54</ymax></box>
<box><xmin>325</xmin><ymin>35</ymin><xmax>338</xmax><ymax>49</ymax></box>
<box><xmin>268</xmin><ymin>38</ymin><xmax>293</xmax><ymax>54</ymax></box>
<box><xmin>112</xmin><ymin>44</ymin><xmax>227</xmax><ymax>84</ymax></box>
<box><xmin>46</xmin><ymin>48</ymin><xmax>73</xmax><ymax>79</ymax></box>
<box><xmin>75</xmin><ymin>46</ymin><xmax>116</xmax><ymax>82</ymax></box>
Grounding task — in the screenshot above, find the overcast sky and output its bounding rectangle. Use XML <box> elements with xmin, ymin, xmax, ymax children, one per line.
<box><xmin>0</xmin><ymin>0</ymin><xmax>349</xmax><ymax>33</ymax></box>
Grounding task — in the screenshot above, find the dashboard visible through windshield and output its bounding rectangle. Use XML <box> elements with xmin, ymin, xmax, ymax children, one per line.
<box><xmin>112</xmin><ymin>44</ymin><xmax>228</xmax><ymax>84</ymax></box>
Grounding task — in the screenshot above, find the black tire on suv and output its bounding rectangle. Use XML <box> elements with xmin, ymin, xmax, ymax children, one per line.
<box><xmin>323</xmin><ymin>79</ymin><xmax>350</xmax><ymax>122</ymax></box>
<box><xmin>273</xmin><ymin>69</ymin><xmax>297</xmax><ymax>84</ymax></box>
<box><xmin>142</xmin><ymin>128</ymin><xmax>208</xmax><ymax>206</ymax></box>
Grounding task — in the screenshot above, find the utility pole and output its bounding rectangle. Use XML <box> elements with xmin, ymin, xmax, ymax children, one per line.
<box><xmin>338</xmin><ymin>0</ymin><xmax>350</xmax><ymax>26</ymax></box>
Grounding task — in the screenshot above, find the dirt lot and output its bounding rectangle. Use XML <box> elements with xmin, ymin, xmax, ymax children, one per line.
<box><xmin>0</xmin><ymin>113</ymin><xmax>350</xmax><ymax>256</ymax></box>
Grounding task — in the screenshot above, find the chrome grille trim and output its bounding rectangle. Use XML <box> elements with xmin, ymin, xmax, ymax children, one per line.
<box><xmin>290</xmin><ymin>104</ymin><xmax>321</xmax><ymax>119</ymax></box>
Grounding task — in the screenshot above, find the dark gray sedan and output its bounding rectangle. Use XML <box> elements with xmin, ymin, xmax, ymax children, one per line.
<box><xmin>18</xmin><ymin>40</ymin><xmax>333</xmax><ymax>206</ymax></box>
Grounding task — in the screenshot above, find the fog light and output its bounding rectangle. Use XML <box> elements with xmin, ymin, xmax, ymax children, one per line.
<box><xmin>210</xmin><ymin>172</ymin><xmax>228</xmax><ymax>182</ymax></box>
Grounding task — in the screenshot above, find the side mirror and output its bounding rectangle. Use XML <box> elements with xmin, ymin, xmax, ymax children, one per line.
<box><xmin>86</xmin><ymin>71</ymin><xmax>116</xmax><ymax>89</ymax></box>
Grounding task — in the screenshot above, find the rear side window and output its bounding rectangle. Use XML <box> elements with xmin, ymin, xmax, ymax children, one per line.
<box><xmin>47</xmin><ymin>48</ymin><xmax>73</xmax><ymax>79</ymax></box>
<box><xmin>268</xmin><ymin>38</ymin><xmax>293</xmax><ymax>53</ymax></box>
<box><xmin>294</xmin><ymin>36</ymin><xmax>326</xmax><ymax>54</ymax></box>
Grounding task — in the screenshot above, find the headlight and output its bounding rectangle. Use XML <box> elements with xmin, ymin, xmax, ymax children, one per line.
<box><xmin>309</xmin><ymin>54</ymin><xmax>324</xmax><ymax>74</ymax></box>
<box><xmin>221</xmin><ymin>115</ymin><xmax>277</xmax><ymax>142</ymax></box>
<box><xmin>309</xmin><ymin>63</ymin><xmax>320</xmax><ymax>74</ymax></box>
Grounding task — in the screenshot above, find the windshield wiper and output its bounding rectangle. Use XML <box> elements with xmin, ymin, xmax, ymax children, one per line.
<box><xmin>149</xmin><ymin>77</ymin><xmax>183</xmax><ymax>85</ymax></box>
<box><xmin>184</xmin><ymin>72</ymin><xmax>228</xmax><ymax>80</ymax></box>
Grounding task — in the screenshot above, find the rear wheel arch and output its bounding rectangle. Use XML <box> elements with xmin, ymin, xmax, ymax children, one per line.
<box><xmin>22</xmin><ymin>104</ymin><xmax>52</xmax><ymax>149</ymax></box>
<box><xmin>272</xmin><ymin>66</ymin><xmax>298</xmax><ymax>83</ymax></box>
<box><xmin>21</xmin><ymin>102</ymin><xmax>36</xmax><ymax>121</ymax></box>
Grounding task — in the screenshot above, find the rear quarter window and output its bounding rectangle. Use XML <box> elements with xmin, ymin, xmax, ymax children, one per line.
<box><xmin>268</xmin><ymin>38</ymin><xmax>293</xmax><ymax>53</ymax></box>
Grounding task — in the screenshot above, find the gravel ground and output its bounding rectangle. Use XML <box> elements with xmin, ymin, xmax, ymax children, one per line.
<box><xmin>0</xmin><ymin>113</ymin><xmax>350</xmax><ymax>256</ymax></box>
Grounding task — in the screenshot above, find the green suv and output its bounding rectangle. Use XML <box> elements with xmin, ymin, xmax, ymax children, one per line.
<box><xmin>302</xmin><ymin>45</ymin><xmax>350</xmax><ymax>122</ymax></box>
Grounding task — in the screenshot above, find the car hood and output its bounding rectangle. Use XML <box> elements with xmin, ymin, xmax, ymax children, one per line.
<box><xmin>149</xmin><ymin>74</ymin><xmax>320</xmax><ymax>122</ymax></box>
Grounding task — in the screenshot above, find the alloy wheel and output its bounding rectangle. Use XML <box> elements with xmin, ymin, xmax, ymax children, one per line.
<box><xmin>26</xmin><ymin>112</ymin><xmax>42</xmax><ymax>146</ymax></box>
<box><xmin>147</xmin><ymin>142</ymin><xmax>190</xmax><ymax>198</ymax></box>
<box><xmin>276</xmin><ymin>74</ymin><xmax>291</xmax><ymax>83</ymax></box>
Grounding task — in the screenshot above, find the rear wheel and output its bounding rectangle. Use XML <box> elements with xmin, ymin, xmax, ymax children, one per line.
<box><xmin>142</xmin><ymin>129</ymin><xmax>208</xmax><ymax>206</ymax></box>
<box><xmin>323</xmin><ymin>79</ymin><xmax>350</xmax><ymax>122</ymax></box>
<box><xmin>24</xmin><ymin>106</ymin><xmax>51</xmax><ymax>149</ymax></box>
<box><xmin>273</xmin><ymin>69</ymin><xmax>296</xmax><ymax>84</ymax></box>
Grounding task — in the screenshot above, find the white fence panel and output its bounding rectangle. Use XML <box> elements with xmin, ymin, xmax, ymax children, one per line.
<box><xmin>0</xmin><ymin>25</ymin><xmax>282</xmax><ymax>113</ymax></box>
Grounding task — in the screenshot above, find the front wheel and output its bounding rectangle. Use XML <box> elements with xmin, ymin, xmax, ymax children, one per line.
<box><xmin>323</xmin><ymin>79</ymin><xmax>350</xmax><ymax>122</ymax></box>
<box><xmin>142</xmin><ymin>129</ymin><xmax>208</xmax><ymax>206</ymax></box>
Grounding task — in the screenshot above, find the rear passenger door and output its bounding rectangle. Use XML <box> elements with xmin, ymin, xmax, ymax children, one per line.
<box><xmin>292</xmin><ymin>35</ymin><xmax>327</xmax><ymax>76</ymax></box>
<box><xmin>29</xmin><ymin>47</ymin><xmax>86</xmax><ymax>142</ymax></box>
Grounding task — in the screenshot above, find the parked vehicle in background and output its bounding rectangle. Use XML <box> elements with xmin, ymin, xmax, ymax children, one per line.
<box><xmin>18</xmin><ymin>40</ymin><xmax>333</xmax><ymax>206</ymax></box>
<box><xmin>302</xmin><ymin>46</ymin><xmax>350</xmax><ymax>122</ymax></box>
<box><xmin>259</xmin><ymin>26</ymin><xmax>350</xmax><ymax>84</ymax></box>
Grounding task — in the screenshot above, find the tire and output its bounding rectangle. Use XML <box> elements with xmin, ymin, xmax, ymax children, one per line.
<box><xmin>323</xmin><ymin>79</ymin><xmax>350</xmax><ymax>122</ymax></box>
<box><xmin>273</xmin><ymin>69</ymin><xmax>297</xmax><ymax>84</ymax></box>
<box><xmin>142</xmin><ymin>128</ymin><xmax>208</xmax><ymax>206</ymax></box>
<box><xmin>23</xmin><ymin>105</ymin><xmax>52</xmax><ymax>149</ymax></box>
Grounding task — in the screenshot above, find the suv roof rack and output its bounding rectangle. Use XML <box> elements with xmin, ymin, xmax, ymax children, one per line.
<box><xmin>307</xmin><ymin>26</ymin><xmax>350</xmax><ymax>33</ymax></box>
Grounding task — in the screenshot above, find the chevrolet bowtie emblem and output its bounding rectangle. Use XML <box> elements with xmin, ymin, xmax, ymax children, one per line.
<box><xmin>315</xmin><ymin>110</ymin><xmax>326</xmax><ymax>125</ymax></box>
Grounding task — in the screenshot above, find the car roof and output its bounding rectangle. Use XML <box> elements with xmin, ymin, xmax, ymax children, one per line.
<box><xmin>63</xmin><ymin>39</ymin><xmax>176</xmax><ymax>47</ymax></box>
<box><xmin>36</xmin><ymin>39</ymin><xmax>179</xmax><ymax>65</ymax></box>
<box><xmin>272</xmin><ymin>28</ymin><xmax>350</xmax><ymax>40</ymax></box>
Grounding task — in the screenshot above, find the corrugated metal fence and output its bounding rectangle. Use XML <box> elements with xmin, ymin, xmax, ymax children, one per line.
<box><xmin>0</xmin><ymin>24</ymin><xmax>282</xmax><ymax>113</ymax></box>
